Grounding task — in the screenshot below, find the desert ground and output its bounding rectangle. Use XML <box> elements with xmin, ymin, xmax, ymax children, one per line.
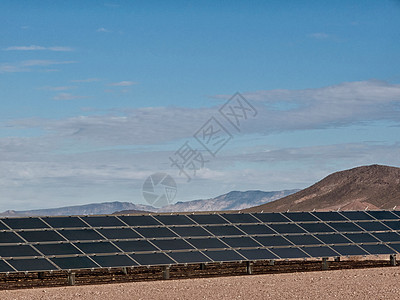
<box><xmin>0</xmin><ymin>266</ymin><xmax>399</xmax><ymax>300</ymax></box>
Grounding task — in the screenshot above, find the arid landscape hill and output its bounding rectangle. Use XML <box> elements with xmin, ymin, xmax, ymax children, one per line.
<box><xmin>245</xmin><ymin>164</ymin><xmax>400</xmax><ymax>212</ymax></box>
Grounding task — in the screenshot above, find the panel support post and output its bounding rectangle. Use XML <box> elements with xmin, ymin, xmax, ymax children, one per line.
<box><xmin>322</xmin><ymin>258</ymin><xmax>329</xmax><ymax>270</ymax></box>
<box><xmin>38</xmin><ymin>272</ymin><xmax>45</xmax><ymax>280</ymax></box>
<box><xmin>390</xmin><ymin>254</ymin><xmax>396</xmax><ymax>266</ymax></box>
<box><xmin>334</xmin><ymin>257</ymin><xmax>340</xmax><ymax>262</ymax></box>
<box><xmin>67</xmin><ymin>272</ymin><xmax>76</xmax><ymax>286</ymax></box>
<box><xmin>246</xmin><ymin>261</ymin><xmax>253</xmax><ymax>275</ymax></box>
<box><xmin>200</xmin><ymin>263</ymin><xmax>206</xmax><ymax>270</ymax></box>
<box><xmin>269</xmin><ymin>260</ymin><xmax>275</xmax><ymax>266</ymax></box>
<box><xmin>162</xmin><ymin>266</ymin><xmax>170</xmax><ymax>280</ymax></box>
<box><xmin>122</xmin><ymin>267</ymin><xmax>128</xmax><ymax>275</ymax></box>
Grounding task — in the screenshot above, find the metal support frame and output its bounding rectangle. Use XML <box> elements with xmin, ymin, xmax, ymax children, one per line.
<box><xmin>269</xmin><ymin>260</ymin><xmax>275</xmax><ymax>266</ymax></box>
<box><xmin>246</xmin><ymin>261</ymin><xmax>253</xmax><ymax>275</ymax></box>
<box><xmin>390</xmin><ymin>254</ymin><xmax>396</xmax><ymax>266</ymax></box>
<box><xmin>200</xmin><ymin>263</ymin><xmax>206</xmax><ymax>270</ymax></box>
<box><xmin>67</xmin><ymin>272</ymin><xmax>76</xmax><ymax>286</ymax></box>
<box><xmin>162</xmin><ymin>266</ymin><xmax>170</xmax><ymax>280</ymax></box>
<box><xmin>122</xmin><ymin>267</ymin><xmax>128</xmax><ymax>275</ymax></box>
<box><xmin>38</xmin><ymin>272</ymin><xmax>45</xmax><ymax>280</ymax></box>
<box><xmin>322</xmin><ymin>258</ymin><xmax>329</xmax><ymax>270</ymax></box>
<box><xmin>334</xmin><ymin>257</ymin><xmax>340</xmax><ymax>262</ymax></box>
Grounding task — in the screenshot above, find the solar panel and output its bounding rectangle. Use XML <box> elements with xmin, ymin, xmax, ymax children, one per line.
<box><xmin>151</xmin><ymin>239</ymin><xmax>194</xmax><ymax>251</ymax></box>
<box><xmin>252</xmin><ymin>213</ymin><xmax>290</xmax><ymax>223</ymax></box>
<box><xmin>236</xmin><ymin>224</ymin><xmax>275</xmax><ymax>235</ymax></box>
<box><xmin>58</xmin><ymin>229</ymin><xmax>105</xmax><ymax>241</ymax></box>
<box><xmin>19</xmin><ymin>230</ymin><xmax>65</xmax><ymax>242</ymax></box>
<box><xmin>220</xmin><ymin>213</ymin><xmax>260</xmax><ymax>224</ymax></box>
<box><xmin>8</xmin><ymin>258</ymin><xmax>56</xmax><ymax>272</ymax></box>
<box><xmin>168</xmin><ymin>251</ymin><xmax>211</xmax><ymax>264</ymax></box>
<box><xmin>188</xmin><ymin>214</ymin><xmax>228</xmax><ymax>225</ymax></box>
<box><xmin>51</xmin><ymin>256</ymin><xmax>98</xmax><ymax>269</ymax></box>
<box><xmin>2</xmin><ymin>211</ymin><xmax>400</xmax><ymax>275</ymax></box>
<box><xmin>41</xmin><ymin>216</ymin><xmax>88</xmax><ymax>228</ymax></box>
<box><xmin>270</xmin><ymin>247</ymin><xmax>308</xmax><ymax>259</ymax></box>
<box><xmin>312</xmin><ymin>212</ymin><xmax>347</xmax><ymax>221</ymax></box>
<box><xmin>203</xmin><ymin>249</ymin><xmax>244</xmax><ymax>262</ymax></box>
<box><xmin>153</xmin><ymin>215</ymin><xmax>195</xmax><ymax>225</ymax></box>
<box><xmin>283</xmin><ymin>212</ymin><xmax>319</xmax><ymax>222</ymax></box>
<box><xmin>34</xmin><ymin>243</ymin><xmax>82</xmax><ymax>256</ymax></box>
<box><xmin>268</xmin><ymin>223</ymin><xmax>306</xmax><ymax>234</ymax></box>
<box><xmin>129</xmin><ymin>252</ymin><xmax>175</xmax><ymax>266</ymax></box>
<box><xmin>340</xmin><ymin>211</ymin><xmax>374</xmax><ymax>221</ymax></box>
<box><xmin>0</xmin><ymin>232</ymin><xmax>24</xmax><ymax>244</ymax></box>
<box><xmin>118</xmin><ymin>215</ymin><xmax>161</xmax><ymax>226</ymax></box>
<box><xmin>91</xmin><ymin>254</ymin><xmax>137</xmax><ymax>268</ymax></box>
<box><xmin>300</xmin><ymin>246</ymin><xmax>338</xmax><ymax>258</ymax></box>
<box><xmin>285</xmin><ymin>234</ymin><xmax>324</xmax><ymax>246</ymax></box>
<box><xmin>237</xmin><ymin>248</ymin><xmax>278</xmax><ymax>260</ymax></box>
<box><xmin>169</xmin><ymin>226</ymin><xmax>210</xmax><ymax>237</ymax></box>
<box><xmin>220</xmin><ymin>237</ymin><xmax>261</xmax><ymax>248</ymax></box>
<box><xmin>3</xmin><ymin>218</ymin><xmax>49</xmax><ymax>230</ymax></box>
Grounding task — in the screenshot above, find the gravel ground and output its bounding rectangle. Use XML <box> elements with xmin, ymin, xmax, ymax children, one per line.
<box><xmin>1</xmin><ymin>266</ymin><xmax>399</xmax><ymax>300</ymax></box>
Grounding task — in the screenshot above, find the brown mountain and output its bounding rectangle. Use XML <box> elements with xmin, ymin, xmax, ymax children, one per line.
<box><xmin>244</xmin><ymin>164</ymin><xmax>400</xmax><ymax>212</ymax></box>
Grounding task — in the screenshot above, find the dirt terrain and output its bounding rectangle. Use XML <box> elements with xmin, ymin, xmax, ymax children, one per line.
<box><xmin>1</xmin><ymin>266</ymin><xmax>399</xmax><ymax>300</ymax></box>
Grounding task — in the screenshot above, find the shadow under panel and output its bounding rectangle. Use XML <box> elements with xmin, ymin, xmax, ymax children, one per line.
<box><xmin>91</xmin><ymin>254</ymin><xmax>138</xmax><ymax>268</ymax></box>
<box><xmin>129</xmin><ymin>252</ymin><xmax>175</xmax><ymax>266</ymax></box>
<box><xmin>51</xmin><ymin>256</ymin><xmax>98</xmax><ymax>269</ymax></box>
<box><xmin>168</xmin><ymin>251</ymin><xmax>211</xmax><ymax>264</ymax></box>
<box><xmin>41</xmin><ymin>217</ymin><xmax>88</xmax><ymax>228</ymax></box>
<box><xmin>18</xmin><ymin>230</ymin><xmax>65</xmax><ymax>242</ymax></box>
<box><xmin>8</xmin><ymin>258</ymin><xmax>57</xmax><ymax>272</ymax></box>
<box><xmin>153</xmin><ymin>215</ymin><xmax>195</xmax><ymax>226</ymax></box>
<box><xmin>2</xmin><ymin>218</ymin><xmax>49</xmax><ymax>230</ymax></box>
<box><xmin>237</xmin><ymin>248</ymin><xmax>278</xmax><ymax>260</ymax></box>
<box><xmin>97</xmin><ymin>228</ymin><xmax>141</xmax><ymax>239</ymax></box>
<box><xmin>34</xmin><ymin>243</ymin><xmax>82</xmax><ymax>256</ymax></box>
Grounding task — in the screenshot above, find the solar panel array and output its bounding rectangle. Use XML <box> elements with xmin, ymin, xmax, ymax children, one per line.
<box><xmin>1</xmin><ymin>210</ymin><xmax>400</xmax><ymax>273</ymax></box>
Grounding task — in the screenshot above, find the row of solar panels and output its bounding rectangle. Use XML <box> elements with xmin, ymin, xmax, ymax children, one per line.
<box><xmin>1</xmin><ymin>211</ymin><xmax>400</xmax><ymax>273</ymax></box>
<box><xmin>1</xmin><ymin>210</ymin><xmax>400</xmax><ymax>230</ymax></box>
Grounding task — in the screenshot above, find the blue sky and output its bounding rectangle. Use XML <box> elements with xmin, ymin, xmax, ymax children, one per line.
<box><xmin>0</xmin><ymin>1</ymin><xmax>400</xmax><ymax>211</ymax></box>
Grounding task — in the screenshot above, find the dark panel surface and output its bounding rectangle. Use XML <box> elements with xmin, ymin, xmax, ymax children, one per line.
<box><xmin>220</xmin><ymin>213</ymin><xmax>260</xmax><ymax>224</ymax></box>
<box><xmin>360</xmin><ymin>244</ymin><xmax>395</xmax><ymax>255</ymax></box>
<box><xmin>185</xmin><ymin>238</ymin><xmax>227</xmax><ymax>249</ymax></box>
<box><xmin>129</xmin><ymin>252</ymin><xmax>175</xmax><ymax>265</ymax></box>
<box><xmin>300</xmin><ymin>246</ymin><xmax>338</xmax><ymax>258</ymax></box>
<box><xmin>203</xmin><ymin>225</ymin><xmax>244</xmax><ymax>236</ymax></box>
<box><xmin>371</xmin><ymin>232</ymin><xmax>400</xmax><ymax>242</ymax></box>
<box><xmin>169</xmin><ymin>226</ymin><xmax>210</xmax><ymax>237</ymax></box>
<box><xmin>340</xmin><ymin>211</ymin><xmax>374</xmax><ymax>221</ymax></box>
<box><xmin>51</xmin><ymin>256</ymin><xmax>98</xmax><ymax>269</ymax></box>
<box><xmin>314</xmin><ymin>233</ymin><xmax>351</xmax><ymax>244</ymax></box>
<box><xmin>0</xmin><ymin>222</ymin><xmax>8</xmax><ymax>230</ymax></box>
<box><xmin>367</xmin><ymin>211</ymin><xmax>399</xmax><ymax>220</ymax></box>
<box><xmin>0</xmin><ymin>232</ymin><xmax>24</xmax><ymax>244</ymax></box>
<box><xmin>8</xmin><ymin>258</ymin><xmax>56</xmax><ymax>272</ymax></box>
<box><xmin>343</xmin><ymin>233</ymin><xmax>379</xmax><ymax>243</ymax></box>
<box><xmin>34</xmin><ymin>243</ymin><xmax>82</xmax><ymax>256</ymax></box>
<box><xmin>312</xmin><ymin>212</ymin><xmax>346</xmax><ymax>221</ymax></box>
<box><xmin>252</xmin><ymin>213</ymin><xmax>290</xmax><ymax>223</ymax></box>
<box><xmin>327</xmin><ymin>222</ymin><xmax>363</xmax><ymax>232</ymax></box>
<box><xmin>283</xmin><ymin>212</ymin><xmax>319</xmax><ymax>222</ymax></box>
<box><xmin>82</xmin><ymin>216</ymin><xmax>125</xmax><ymax>227</ymax></box>
<box><xmin>298</xmin><ymin>223</ymin><xmax>335</xmax><ymax>233</ymax></box>
<box><xmin>268</xmin><ymin>223</ymin><xmax>306</xmax><ymax>234</ymax></box>
<box><xmin>382</xmin><ymin>221</ymin><xmax>400</xmax><ymax>231</ymax></box>
<box><xmin>0</xmin><ymin>260</ymin><xmax>14</xmax><ymax>272</ymax></box>
<box><xmin>188</xmin><ymin>214</ymin><xmax>228</xmax><ymax>225</ymax></box>
<box><xmin>237</xmin><ymin>249</ymin><xmax>278</xmax><ymax>260</ymax></box>
<box><xmin>3</xmin><ymin>218</ymin><xmax>49</xmax><ymax>230</ymax></box>
<box><xmin>168</xmin><ymin>251</ymin><xmax>211</xmax><ymax>264</ymax></box>
<box><xmin>236</xmin><ymin>224</ymin><xmax>275</xmax><ymax>235</ymax></box>
<box><xmin>58</xmin><ymin>229</ymin><xmax>105</xmax><ymax>241</ymax></box>
<box><xmin>113</xmin><ymin>240</ymin><xmax>158</xmax><ymax>252</ymax></box>
<box><xmin>220</xmin><ymin>237</ymin><xmax>260</xmax><ymax>248</ymax></box>
<box><xmin>151</xmin><ymin>239</ymin><xmax>194</xmax><ymax>251</ymax></box>
<box><xmin>330</xmin><ymin>245</ymin><xmax>368</xmax><ymax>256</ymax></box>
<box><xmin>203</xmin><ymin>250</ymin><xmax>244</xmax><ymax>262</ymax></box>
<box><xmin>270</xmin><ymin>247</ymin><xmax>308</xmax><ymax>259</ymax></box>
<box><xmin>91</xmin><ymin>255</ymin><xmax>137</xmax><ymax>268</ymax></box>
<box><xmin>134</xmin><ymin>227</ymin><xmax>177</xmax><ymax>238</ymax></box>
<box><xmin>254</xmin><ymin>236</ymin><xmax>292</xmax><ymax>247</ymax></box>
<box><xmin>0</xmin><ymin>245</ymin><xmax>40</xmax><ymax>258</ymax></box>
<box><xmin>355</xmin><ymin>221</ymin><xmax>390</xmax><ymax>232</ymax></box>
<box><xmin>285</xmin><ymin>235</ymin><xmax>324</xmax><ymax>246</ymax></box>
<box><xmin>97</xmin><ymin>228</ymin><xmax>141</xmax><ymax>240</ymax></box>
<box><xmin>154</xmin><ymin>215</ymin><xmax>194</xmax><ymax>226</ymax></box>
<box><xmin>118</xmin><ymin>215</ymin><xmax>161</xmax><ymax>226</ymax></box>
<box><xmin>74</xmin><ymin>242</ymin><xmax>120</xmax><ymax>254</ymax></box>
<box><xmin>19</xmin><ymin>230</ymin><xmax>65</xmax><ymax>242</ymax></box>
<box><xmin>41</xmin><ymin>217</ymin><xmax>88</xmax><ymax>228</ymax></box>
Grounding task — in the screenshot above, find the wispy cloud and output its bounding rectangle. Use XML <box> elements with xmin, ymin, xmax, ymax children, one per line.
<box><xmin>71</xmin><ymin>78</ymin><xmax>102</xmax><ymax>83</ymax></box>
<box><xmin>3</xmin><ymin>45</ymin><xmax>74</xmax><ymax>51</ymax></box>
<box><xmin>0</xmin><ymin>60</ymin><xmax>77</xmax><ymax>73</ymax></box>
<box><xmin>109</xmin><ymin>81</ymin><xmax>137</xmax><ymax>86</ymax></box>
<box><xmin>39</xmin><ymin>86</ymin><xmax>76</xmax><ymax>91</ymax></box>
<box><xmin>53</xmin><ymin>93</ymin><xmax>88</xmax><ymax>101</ymax></box>
<box><xmin>97</xmin><ymin>27</ymin><xmax>112</xmax><ymax>33</ymax></box>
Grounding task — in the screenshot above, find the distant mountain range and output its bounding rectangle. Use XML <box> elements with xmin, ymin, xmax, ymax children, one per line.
<box><xmin>0</xmin><ymin>189</ymin><xmax>299</xmax><ymax>217</ymax></box>
<box><xmin>245</xmin><ymin>164</ymin><xmax>400</xmax><ymax>212</ymax></box>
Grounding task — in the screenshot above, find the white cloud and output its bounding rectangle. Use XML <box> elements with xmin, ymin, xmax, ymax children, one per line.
<box><xmin>97</xmin><ymin>27</ymin><xmax>112</xmax><ymax>33</ymax></box>
<box><xmin>3</xmin><ymin>45</ymin><xmax>74</xmax><ymax>51</ymax></box>
<box><xmin>40</xmin><ymin>86</ymin><xmax>76</xmax><ymax>91</ymax></box>
<box><xmin>53</xmin><ymin>93</ymin><xmax>88</xmax><ymax>100</ymax></box>
<box><xmin>109</xmin><ymin>81</ymin><xmax>138</xmax><ymax>86</ymax></box>
<box><xmin>0</xmin><ymin>60</ymin><xmax>76</xmax><ymax>73</ymax></box>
